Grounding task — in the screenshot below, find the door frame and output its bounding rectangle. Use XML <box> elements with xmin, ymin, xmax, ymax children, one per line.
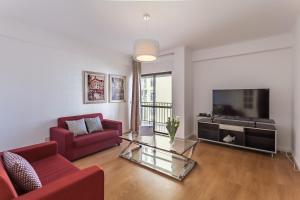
<box><xmin>141</xmin><ymin>71</ymin><xmax>172</xmax><ymax>133</ymax></box>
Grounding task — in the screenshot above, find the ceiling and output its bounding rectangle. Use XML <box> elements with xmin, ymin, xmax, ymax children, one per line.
<box><xmin>0</xmin><ymin>0</ymin><xmax>299</xmax><ymax>55</ymax></box>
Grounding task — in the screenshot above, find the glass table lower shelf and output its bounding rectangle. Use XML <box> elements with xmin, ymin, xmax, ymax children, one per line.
<box><xmin>119</xmin><ymin>143</ymin><xmax>196</xmax><ymax>181</ymax></box>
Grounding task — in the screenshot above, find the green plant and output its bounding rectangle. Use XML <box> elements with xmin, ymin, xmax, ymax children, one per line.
<box><xmin>166</xmin><ymin>117</ymin><xmax>180</xmax><ymax>143</ymax></box>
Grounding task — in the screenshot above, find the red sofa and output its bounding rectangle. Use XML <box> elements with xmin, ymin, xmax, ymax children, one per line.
<box><xmin>50</xmin><ymin>113</ymin><xmax>122</xmax><ymax>161</ymax></box>
<box><xmin>0</xmin><ymin>141</ymin><xmax>104</xmax><ymax>200</ymax></box>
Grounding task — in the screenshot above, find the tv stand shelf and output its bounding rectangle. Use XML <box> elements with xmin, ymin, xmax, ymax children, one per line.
<box><xmin>198</xmin><ymin>117</ymin><xmax>277</xmax><ymax>155</ymax></box>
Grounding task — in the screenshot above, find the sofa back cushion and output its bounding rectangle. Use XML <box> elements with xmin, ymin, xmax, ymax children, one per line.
<box><xmin>58</xmin><ymin>113</ymin><xmax>104</xmax><ymax>129</ymax></box>
<box><xmin>66</xmin><ymin>119</ymin><xmax>88</xmax><ymax>136</ymax></box>
<box><xmin>85</xmin><ymin>117</ymin><xmax>104</xmax><ymax>133</ymax></box>
<box><xmin>0</xmin><ymin>156</ymin><xmax>18</xmax><ymax>200</ymax></box>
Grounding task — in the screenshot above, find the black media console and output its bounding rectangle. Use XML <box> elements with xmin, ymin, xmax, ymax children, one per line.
<box><xmin>198</xmin><ymin>117</ymin><xmax>277</xmax><ymax>156</ymax></box>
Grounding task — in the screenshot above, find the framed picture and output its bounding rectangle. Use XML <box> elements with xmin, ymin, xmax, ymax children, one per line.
<box><xmin>109</xmin><ymin>74</ymin><xmax>126</xmax><ymax>102</ymax></box>
<box><xmin>83</xmin><ymin>71</ymin><xmax>107</xmax><ymax>104</ymax></box>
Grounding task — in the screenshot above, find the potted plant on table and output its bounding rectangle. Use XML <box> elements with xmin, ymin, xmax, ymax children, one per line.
<box><xmin>166</xmin><ymin>116</ymin><xmax>180</xmax><ymax>145</ymax></box>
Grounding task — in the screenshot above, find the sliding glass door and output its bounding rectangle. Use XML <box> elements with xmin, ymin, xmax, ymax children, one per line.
<box><xmin>141</xmin><ymin>72</ymin><xmax>172</xmax><ymax>133</ymax></box>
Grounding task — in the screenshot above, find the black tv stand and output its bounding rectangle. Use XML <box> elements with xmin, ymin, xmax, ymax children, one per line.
<box><xmin>198</xmin><ymin>116</ymin><xmax>277</xmax><ymax>156</ymax></box>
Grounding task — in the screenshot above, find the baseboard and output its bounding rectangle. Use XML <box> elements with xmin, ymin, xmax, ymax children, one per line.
<box><xmin>277</xmin><ymin>146</ymin><xmax>292</xmax><ymax>153</ymax></box>
<box><xmin>294</xmin><ymin>156</ymin><xmax>300</xmax><ymax>170</ymax></box>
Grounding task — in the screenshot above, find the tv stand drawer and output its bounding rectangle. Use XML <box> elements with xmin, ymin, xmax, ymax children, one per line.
<box><xmin>198</xmin><ymin>122</ymin><xmax>219</xmax><ymax>141</ymax></box>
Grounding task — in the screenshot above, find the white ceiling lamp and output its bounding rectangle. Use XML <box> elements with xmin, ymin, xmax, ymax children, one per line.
<box><xmin>134</xmin><ymin>13</ymin><xmax>159</xmax><ymax>62</ymax></box>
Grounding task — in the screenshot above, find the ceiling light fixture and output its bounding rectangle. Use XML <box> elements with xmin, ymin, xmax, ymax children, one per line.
<box><xmin>133</xmin><ymin>13</ymin><xmax>159</xmax><ymax>62</ymax></box>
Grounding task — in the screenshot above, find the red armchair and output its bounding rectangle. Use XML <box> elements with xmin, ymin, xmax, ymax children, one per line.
<box><xmin>50</xmin><ymin>113</ymin><xmax>122</xmax><ymax>161</ymax></box>
<box><xmin>0</xmin><ymin>141</ymin><xmax>104</xmax><ymax>200</ymax></box>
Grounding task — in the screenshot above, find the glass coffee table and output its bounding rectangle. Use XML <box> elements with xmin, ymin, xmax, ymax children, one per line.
<box><xmin>119</xmin><ymin>132</ymin><xmax>198</xmax><ymax>181</ymax></box>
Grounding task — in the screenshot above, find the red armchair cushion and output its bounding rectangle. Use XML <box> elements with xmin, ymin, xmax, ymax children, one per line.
<box><xmin>58</xmin><ymin>113</ymin><xmax>104</xmax><ymax>129</ymax></box>
<box><xmin>17</xmin><ymin>166</ymin><xmax>104</xmax><ymax>200</ymax></box>
<box><xmin>74</xmin><ymin>130</ymin><xmax>119</xmax><ymax>147</ymax></box>
<box><xmin>31</xmin><ymin>155</ymin><xmax>79</xmax><ymax>185</ymax></box>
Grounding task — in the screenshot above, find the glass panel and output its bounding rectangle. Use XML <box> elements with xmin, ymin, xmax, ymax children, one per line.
<box><xmin>141</xmin><ymin>76</ymin><xmax>154</xmax><ymax>129</ymax></box>
<box><xmin>155</xmin><ymin>74</ymin><xmax>172</xmax><ymax>104</ymax></box>
<box><xmin>120</xmin><ymin>145</ymin><xmax>196</xmax><ymax>181</ymax></box>
<box><xmin>141</xmin><ymin>73</ymin><xmax>172</xmax><ymax>134</ymax></box>
<box><xmin>121</xmin><ymin>132</ymin><xmax>197</xmax><ymax>155</ymax></box>
<box><xmin>155</xmin><ymin>74</ymin><xmax>172</xmax><ymax>133</ymax></box>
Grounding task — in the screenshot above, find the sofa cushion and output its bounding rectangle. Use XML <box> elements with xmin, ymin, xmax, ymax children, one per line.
<box><xmin>0</xmin><ymin>158</ymin><xmax>18</xmax><ymax>199</ymax></box>
<box><xmin>31</xmin><ymin>154</ymin><xmax>79</xmax><ymax>185</ymax></box>
<box><xmin>3</xmin><ymin>152</ymin><xmax>42</xmax><ymax>192</ymax></box>
<box><xmin>74</xmin><ymin>130</ymin><xmax>119</xmax><ymax>147</ymax></box>
<box><xmin>85</xmin><ymin>117</ymin><xmax>103</xmax><ymax>133</ymax></box>
<box><xmin>58</xmin><ymin>113</ymin><xmax>104</xmax><ymax>129</ymax></box>
<box><xmin>66</xmin><ymin>119</ymin><xmax>88</xmax><ymax>136</ymax></box>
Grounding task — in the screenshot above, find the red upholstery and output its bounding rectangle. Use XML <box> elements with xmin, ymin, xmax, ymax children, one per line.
<box><xmin>51</xmin><ymin>113</ymin><xmax>122</xmax><ymax>160</ymax></box>
<box><xmin>11</xmin><ymin>142</ymin><xmax>58</xmax><ymax>163</ymax></box>
<box><xmin>0</xmin><ymin>160</ymin><xmax>18</xmax><ymax>199</ymax></box>
<box><xmin>49</xmin><ymin>127</ymin><xmax>73</xmax><ymax>159</ymax></box>
<box><xmin>17</xmin><ymin>166</ymin><xmax>104</xmax><ymax>200</ymax></box>
<box><xmin>102</xmin><ymin>119</ymin><xmax>122</xmax><ymax>136</ymax></box>
<box><xmin>0</xmin><ymin>142</ymin><xmax>104</xmax><ymax>200</ymax></box>
<box><xmin>31</xmin><ymin>155</ymin><xmax>78</xmax><ymax>185</ymax></box>
<box><xmin>74</xmin><ymin>130</ymin><xmax>119</xmax><ymax>147</ymax></box>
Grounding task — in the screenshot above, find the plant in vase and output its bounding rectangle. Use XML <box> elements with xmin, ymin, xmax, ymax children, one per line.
<box><xmin>166</xmin><ymin>116</ymin><xmax>180</xmax><ymax>145</ymax></box>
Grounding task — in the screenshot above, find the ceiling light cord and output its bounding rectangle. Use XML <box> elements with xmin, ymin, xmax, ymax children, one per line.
<box><xmin>143</xmin><ymin>13</ymin><xmax>150</xmax><ymax>38</ymax></box>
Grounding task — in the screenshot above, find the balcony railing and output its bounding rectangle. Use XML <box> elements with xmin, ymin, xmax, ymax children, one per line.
<box><xmin>141</xmin><ymin>102</ymin><xmax>172</xmax><ymax>133</ymax></box>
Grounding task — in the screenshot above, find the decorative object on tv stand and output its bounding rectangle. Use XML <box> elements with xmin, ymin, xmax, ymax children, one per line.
<box><xmin>133</xmin><ymin>13</ymin><xmax>159</xmax><ymax>62</ymax></box>
<box><xmin>223</xmin><ymin>135</ymin><xmax>235</xmax><ymax>143</ymax></box>
<box><xmin>83</xmin><ymin>71</ymin><xmax>106</xmax><ymax>104</ymax></box>
<box><xmin>109</xmin><ymin>74</ymin><xmax>126</xmax><ymax>102</ymax></box>
<box><xmin>166</xmin><ymin>116</ymin><xmax>180</xmax><ymax>145</ymax></box>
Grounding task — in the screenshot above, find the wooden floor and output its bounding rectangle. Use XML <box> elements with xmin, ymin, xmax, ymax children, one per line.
<box><xmin>73</xmin><ymin>141</ymin><xmax>300</xmax><ymax>200</ymax></box>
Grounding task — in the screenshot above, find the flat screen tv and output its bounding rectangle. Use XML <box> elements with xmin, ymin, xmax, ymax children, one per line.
<box><xmin>213</xmin><ymin>89</ymin><xmax>269</xmax><ymax>119</ymax></box>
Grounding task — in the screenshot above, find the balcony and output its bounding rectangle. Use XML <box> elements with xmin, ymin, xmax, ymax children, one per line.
<box><xmin>141</xmin><ymin>102</ymin><xmax>172</xmax><ymax>133</ymax></box>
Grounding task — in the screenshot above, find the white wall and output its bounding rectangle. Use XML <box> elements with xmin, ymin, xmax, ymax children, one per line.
<box><xmin>192</xmin><ymin>34</ymin><xmax>294</xmax><ymax>152</ymax></box>
<box><xmin>172</xmin><ymin>47</ymin><xmax>187</xmax><ymax>138</ymax></box>
<box><xmin>293</xmin><ymin>16</ymin><xmax>300</xmax><ymax>166</ymax></box>
<box><xmin>0</xmin><ymin>19</ymin><xmax>131</xmax><ymax>151</ymax></box>
<box><xmin>141</xmin><ymin>54</ymin><xmax>173</xmax><ymax>74</ymax></box>
<box><xmin>141</xmin><ymin>48</ymin><xmax>194</xmax><ymax>138</ymax></box>
<box><xmin>184</xmin><ymin>48</ymin><xmax>193</xmax><ymax>138</ymax></box>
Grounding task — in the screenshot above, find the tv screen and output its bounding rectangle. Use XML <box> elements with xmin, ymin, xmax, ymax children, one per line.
<box><xmin>213</xmin><ymin>89</ymin><xmax>269</xmax><ymax>119</ymax></box>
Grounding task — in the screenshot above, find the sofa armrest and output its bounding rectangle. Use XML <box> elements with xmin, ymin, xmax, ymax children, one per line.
<box><xmin>11</xmin><ymin>142</ymin><xmax>58</xmax><ymax>163</ymax></box>
<box><xmin>16</xmin><ymin>166</ymin><xmax>104</xmax><ymax>200</ymax></box>
<box><xmin>50</xmin><ymin>127</ymin><xmax>74</xmax><ymax>159</ymax></box>
<box><xmin>102</xmin><ymin>119</ymin><xmax>122</xmax><ymax>136</ymax></box>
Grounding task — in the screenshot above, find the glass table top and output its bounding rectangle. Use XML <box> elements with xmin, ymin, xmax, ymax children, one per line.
<box><xmin>121</xmin><ymin>132</ymin><xmax>198</xmax><ymax>155</ymax></box>
<box><xmin>120</xmin><ymin>145</ymin><xmax>196</xmax><ymax>181</ymax></box>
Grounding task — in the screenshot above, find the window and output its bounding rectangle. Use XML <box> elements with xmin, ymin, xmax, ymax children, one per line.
<box><xmin>141</xmin><ymin>72</ymin><xmax>172</xmax><ymax>133</ymax></box>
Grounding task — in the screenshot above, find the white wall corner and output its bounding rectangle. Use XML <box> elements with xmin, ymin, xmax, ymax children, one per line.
<box><xmin>184</xmin><ymin>47</ymin><xmax>193</xmax><ymax>138</ymax></box>
<box><xmin>172</xmin><ymin>47</ymin><xmax>186</xmax><ymax>139</ymax></box>
<box><xmin>292</xmin><ymin>15</ymin><xmax>300</xmax><ymax>166</ymax></box>
<box><xmin>171</xmin><ymin>46</ymin><xmax>194</xmax><ymax>139</ymax></box>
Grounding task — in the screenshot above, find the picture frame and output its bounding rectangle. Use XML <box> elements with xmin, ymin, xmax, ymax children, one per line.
<box><xmin>83</xmin><ymin>71</ymin><xmax>107</xmax><ymax>104</ymax></box>
<box><xmin>109</xmin><ymin>74</ymin><xmax>126</xmax><ymax>103</ymax></box>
